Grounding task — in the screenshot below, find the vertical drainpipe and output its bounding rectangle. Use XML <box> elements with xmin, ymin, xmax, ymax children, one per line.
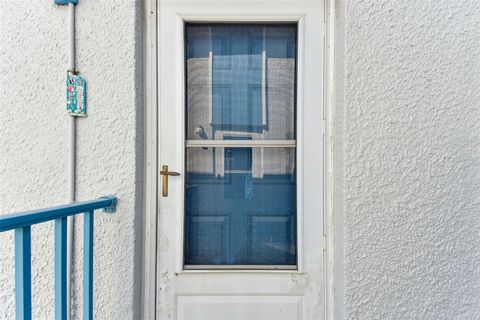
<box><xmin>67</xmin><ymin>3</ymin><xmax>76</xmax><ymax>320</ymax></box>
<box><xmin>56</xmin><ymin>0</ymin><xmax>79</xmax><ymax>317</ymax></box>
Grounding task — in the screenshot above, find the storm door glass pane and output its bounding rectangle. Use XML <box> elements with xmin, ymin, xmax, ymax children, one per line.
<box><xmin>186</xmin><ymin>23</ymin><xmax>297</xmax><ymax>141</ymax></box>
<box><xmin>185</xmin><ymin>23</ymin><xmax>297</xmax><ymax>267</ymax></box>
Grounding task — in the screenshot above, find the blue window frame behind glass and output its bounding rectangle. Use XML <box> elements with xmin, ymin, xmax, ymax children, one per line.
<box><xmin>185</xmin><ymin>23</ymin><xmax>297</xmax><ymax>267</ymax></box>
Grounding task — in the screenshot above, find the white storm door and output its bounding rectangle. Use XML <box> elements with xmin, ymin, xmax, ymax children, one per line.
<box><xmin>157</xmin><ymin>1</ymin><xmax>325</xmax><ymax>320</ymax></box>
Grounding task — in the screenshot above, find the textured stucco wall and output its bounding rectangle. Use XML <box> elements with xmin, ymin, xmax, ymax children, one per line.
<box><xmin>337</xmin><ymin>0</ymin><xmax>480</xmax><ymax>319</ymax></box>
<box><xmin>0</xmin><ymin>0</ymin><xmax>143</xmax><ymax>319</ymax></box>
<box><xmin>2</xmin><ymin>0</ymin><xmax>480</xmax><ymax>319</ymax></box>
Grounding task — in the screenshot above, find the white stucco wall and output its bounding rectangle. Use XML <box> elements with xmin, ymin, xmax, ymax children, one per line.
<box><xmin>1</xmin><ymin>0</ymin><xmax>480</xmax><ymax>319</ymax></box>
<box><xmin>336</xmin><ymin>0</ymin><xmax>480</xmax><ymax>319</ymax></box>
<box><xmin>0</xmin><ymin>0</ymin><xmax>143</xmax><ymax>319</ymax></box>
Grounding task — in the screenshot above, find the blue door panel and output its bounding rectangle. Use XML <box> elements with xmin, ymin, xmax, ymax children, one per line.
<box><xmin>185</xmin><ymin>148</ymin><xmax>296</xmax><ymax>266</ymax></box>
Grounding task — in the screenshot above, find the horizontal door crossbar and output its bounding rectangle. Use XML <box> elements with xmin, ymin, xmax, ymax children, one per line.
<box><xmin>186</xmin><ymin>140</ymin><xmax>296</xmax><ymax>148</ymax></box>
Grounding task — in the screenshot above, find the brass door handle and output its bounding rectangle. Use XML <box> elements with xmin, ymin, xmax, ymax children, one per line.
<box><xmin>160</xmin><ymin>165</ymin><xmax>180</xmax><ymax>197</ymax></box>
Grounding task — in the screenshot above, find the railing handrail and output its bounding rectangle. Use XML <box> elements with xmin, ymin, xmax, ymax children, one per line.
<box><xmin>0</xmin><ymin>196</ymin><xmax>116</xmax><ymax>232</ymax></box>
<box><xmin>0</xmin><ymin>196</ymin><xmax>117</xmax><ymax>320</ymax></box>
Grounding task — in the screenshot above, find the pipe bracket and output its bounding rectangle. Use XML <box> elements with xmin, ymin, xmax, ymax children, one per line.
<box><xmin>54</xmin><ymin>0</ymin><xmax>78</xmax><ymax>5</ymax></box>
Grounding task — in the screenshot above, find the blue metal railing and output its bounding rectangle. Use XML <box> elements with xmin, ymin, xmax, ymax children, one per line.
<box><xmin>0</xmin><ymin>196</ymin><xmax>117</xmax><ymax>320</ymax></box>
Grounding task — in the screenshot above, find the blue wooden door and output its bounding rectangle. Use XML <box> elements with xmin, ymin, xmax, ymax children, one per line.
<box><xmin>185</xmin><ymin>24</ymin><xmax>297</xmax><ymax>267</ymax></box>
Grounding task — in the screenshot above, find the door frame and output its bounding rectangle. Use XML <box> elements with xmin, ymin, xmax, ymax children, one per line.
<box><xmin>142</xmin><ymin>0</ymin><xmax>339</xmax><ymax>319</ymax></box>
<box><xmin>167</xmin><ymin>12</ymin><xmax>306</xmax><ymax>275</ymax></box>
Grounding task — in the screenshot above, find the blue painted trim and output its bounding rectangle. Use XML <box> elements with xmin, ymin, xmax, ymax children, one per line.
<box><xmin>55</xmin><ymin>218</ymin><xmax>68</xmax><ymax>320</ymax></box>
<box><xmin>54</xmin><ymin>0</ymin><xmax>78</xmax><ymax>5</ymax></box>
<box><xmin>83</xmin><ymin>211</ymin><xmax>94</xmax><ymax>320</ymax></box>
<box><xmin>15</xmin><ymin>227</ymin><xmax>32</xmax><ymax>320</ymax></box>
<box><xmin>0</xmin><ymin>197</ymin><xmax>117</xmax><ymax>232</ymax></box>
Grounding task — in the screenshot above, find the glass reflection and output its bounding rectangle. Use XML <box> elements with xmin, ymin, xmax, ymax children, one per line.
<box><xmin>186</xmin><ymin>24</ymin><xmax>297</xmax><ymax>141</ymax></box>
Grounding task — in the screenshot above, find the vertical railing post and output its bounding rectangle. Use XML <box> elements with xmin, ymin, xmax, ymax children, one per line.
<box><xmin>55</xmin><ymin>217</ymin><xmax>68</xmax><ymax>320</ymax></box>
<box><xmin>15</xmin><ymin>226</ymin><xmax>32</xmax><ymax>320</ymax></box>
<box><xmin>83</xmin><ymin>211</ymin><xmax>94</xmax><ymax>320</ymax></box>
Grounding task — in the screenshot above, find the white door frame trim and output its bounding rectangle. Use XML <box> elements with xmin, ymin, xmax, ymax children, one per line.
<box><xmin>141</xmin><ymin>0</ymin><xmax>338</xmax><ymax>319</ymax></box>
<box><xmin>167</xmin><ymin>11</ymin><xmax>307</xmax><ymax>275</ymax></box>
<box><xmin>142</xmin><ymin>1</ymin><xmax>159</xmax><ymax>320</ymax></box>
